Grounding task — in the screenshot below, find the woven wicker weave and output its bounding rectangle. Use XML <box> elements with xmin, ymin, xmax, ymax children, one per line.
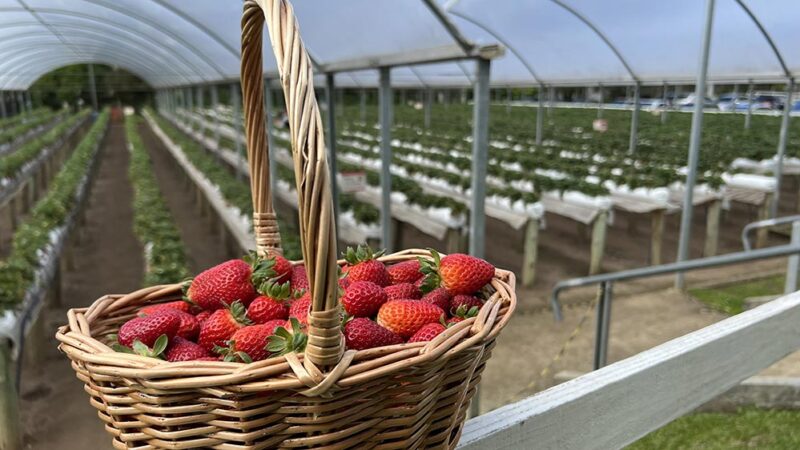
<box><xmin>56</xmin><ymin>1</ymin><xmax>517</xmax><ymax>448</ymax></box>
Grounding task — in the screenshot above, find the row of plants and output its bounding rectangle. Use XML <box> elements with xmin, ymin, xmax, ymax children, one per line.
<box><xmin>0</xmin><ymin>110</ymin><xmax>109</xmax><ymax>310</ymax></box>
<box><xmin>125</xmin><ymin>115</ymin><xmax>191</xmax><ymax>286</ymax></box>
<box><xmin>0</xmin><ymin>107</ymin><xmax>51</xmax><ymax>131</ymax></box>
<box><xmin>0</xmin><ymin>109</ymin><xmax>89</xmax><ymax>180</ymax></box>
<box><xmin>0</xmin><ymin>108</ymin><xmax>62</xmax><ymax>146</ymax></box>
<box><xmin>146</xmin><ymin>109</ymin><xmax>302</xmax><ymax>260</ymax></box>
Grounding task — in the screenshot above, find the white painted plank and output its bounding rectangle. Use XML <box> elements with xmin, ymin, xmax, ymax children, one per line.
<box><xmin>458</xmin><ymin>292</ymin><xmax>800</xmax><ymax>450</ymax></box>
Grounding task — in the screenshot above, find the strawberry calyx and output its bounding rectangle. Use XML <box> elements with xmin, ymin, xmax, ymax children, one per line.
<box><xmin>214</xmin><ymin>340</ymin><xmax>254</xmax><ymax>363</ymax></box>
<box><xmin>444</xmin><ymin>305</ymin><xmax>480</xmax><ymax>328</ymax></box>
<box><xmin>266</xmin><ymin>318</ymin><xmax>307</xmax><ymax>356</ymax></box>
<box><xmin>224</xmin><ymin>300</ymin><xmax>253</xmax><ymax>326</ymax></box>
<box><xmin>343</xmin><ymin>245</ymin><xmax>385</xmax><ymax>265</ymax></box>
<box><xmin>112</xmin><ymin>334</ymin><xmax>168</xmax><ymax>359</ymax></box>
<box><xmin>418</xmin><ymin>249</ymin><xmax>443</xmax><ymax>294</ymax></box>
<box><xmin>244</xmin><ymin>251</ymin><xmax>279</xmax><ymax>292</ymax></box>
<box><xmin>258</xmin><ymin>280</ymin><xmax>292</xmax><ymax>301</ymax></box>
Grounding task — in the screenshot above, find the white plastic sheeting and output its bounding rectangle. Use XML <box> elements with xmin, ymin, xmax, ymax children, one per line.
<box><xmin>1</xmin><ymin>0</ymin><xmax>799</xmax><ymax>89</ymax></box>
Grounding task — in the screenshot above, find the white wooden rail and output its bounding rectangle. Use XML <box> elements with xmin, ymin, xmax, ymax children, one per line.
<box><xmin>458</xmin><ymin>291</ymin><xmax>800</xmax><ymax>449</ymax></box>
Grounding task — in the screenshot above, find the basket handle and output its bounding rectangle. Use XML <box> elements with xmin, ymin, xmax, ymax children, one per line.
<box><xmin>241</xmin><ymin>0</ymin><xmax>342</xmax><ymax>367</ymax></box>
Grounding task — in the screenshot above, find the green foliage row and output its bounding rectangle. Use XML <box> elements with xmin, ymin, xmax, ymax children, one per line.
<box><xmin>0</xmin><ymin>110</ymin><xmax>110</xmax><ymax>309</ymax></box>
<box><xmin>0</xmin><ymin>109</ymin><xmax>89</xmax><ymax>179</ymax></box>
<box><xmin>0</xmin><ymin>108</ymin><xmax>50</xmax><ymax>131</ymax></box>
<box><xmin>125</xmin><ymin>115</ymin><xmax>190</xmax><ymax>286</ymax></box>
<box><xmin>146</xmin><ymin>109</ymin><xmax>302</xmax><ymax>260</ymax></box>
<box><xmin>0</xmin><ymin>109</ymin><xmax>61</xmax><ymax>145</ymax></box>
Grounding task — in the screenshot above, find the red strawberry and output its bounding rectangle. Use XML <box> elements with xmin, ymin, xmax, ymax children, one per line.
<box><xmin>150</xmin><ymin>309</ymin><xmax>200</xmax><ymax>341</ymax></box>
<box><xmin>419</xmin><ymin>251</ymin><xmax>494</xmax><ymax>295</ymax></box>
<box><xmin>343</xmin><ymin>245</ymin><xmax>389</xmax><ymax>287</ymax></box>
<box><xmin>384</xmin><ymin>282</ymin><xmax>421</xmax><ymax>300</ymax></box>
<box><xmin>290</xmin><ymin>265</ymin><xmax>309</xmax><ymax>291</ymax></box>
<box><xmin>288</xmin><ymin>294</ymin><xmax>311</xmax><ymax>326</ymax></box>
<box><xmin>248</xmin><ymin>282</ymin><xmax>291</xmax><ymax>324</ymax></box>
<box><xmin>408</xmin><ymin>323</ymin><xmax>446</xmax><ymax>343</ymax></box>
<box><xmin>377</xmin><ymin>300</ymin><xmax>444</xmax><ymax>339</ymax></box>
<box><xmin>449</xmin><ymin>295</ymin><xmax>484</xmax><ymax>315</ymax></box>
<box><xmin>195</xmin><ymin>310</ymin><xmax>212</xmax><ymax>324</ymax></box>
<box><xmin>420</xmin><ymin>288</ymin><xmax>451</xmax><ymax>311</ymax></box>
<box><xmin>140</xmin><ymin>300</ymin><xmax>191</xmax><ymax>315</ymax></box>
<box><xmin>261</xmin><ymin>319</ymin><xmax>289</xmax><ymax>335</ymax></box>
<box><xmin>185</xmin><ymin>259</ymin><xmax>261</xmax><ymax>310</ymax></box>
<box><xmin>165</xmin><ymin>337</ymin><xmax>212</xmax><ymax>362</ymax></box>
<box><xmin>197</xmin><ymin>301</ymin><xmax>251</xmax><ymax>352</ymax></box>
<box><xmin>118</xmin><ymin>313</ymin><xmax>180</xmax><ymax>347</ymax></box>
<box><xmin>216</xmin><ymin>324</ymin><xmax>276</xmax><ymax>362</ymax></box>
<box><xmin>341</xmin><ymin>281</ymin><xmax>388</xmax><ymax>317</ymax></box>
<box><xmin>339</xmin><ymin>276</ymin><xmax>351</xmax><ymax>290</ymax></box>
<box><xmin>344</xmin><ymin>318</ymin><xmax>403</xmax><ymax>350</ymax></box>
<box><xmin>268</xmin><ymin>252</ymin><xmax>293</xmax><ymax>284</ymax></box>
<box><xmin>387</xmin><ymin>260</ymin><xmax>423</xmax><ymax>284</ymax></box>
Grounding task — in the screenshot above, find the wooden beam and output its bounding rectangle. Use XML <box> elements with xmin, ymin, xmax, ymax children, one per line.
<box><xmin>589</xmin><ymin>211</ymin><xmax>609</xmax><ymax>275</ymax></box>
<box><xmin>522</xmin><ymin>218</ymin><xmax>539</xmax><ymax>287</ymax></box>
<box><xmin>704</xmin><ymin>200</ymin><xmax>722</xmax><ymax>257</ymax></box>
<box><xmin>756</xmin><ymin>193</ymin><xmax>773</xmax><ymax>249</ymax></box>
<box><xmin>458</xmin><ymin>292</ymin><xmax>800</xmax><ymax>449</ymax></box>
<box><xmin>650</xmin><ymin>210</ymin><xmax>665</xmax><ymax>265</ymax></box>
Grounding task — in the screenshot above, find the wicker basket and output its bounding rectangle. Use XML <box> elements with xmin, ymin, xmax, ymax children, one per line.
<box><xmin>55</xmin><ymin>1</ymin><xmax>517</xmax><ymax>448</ymax></box>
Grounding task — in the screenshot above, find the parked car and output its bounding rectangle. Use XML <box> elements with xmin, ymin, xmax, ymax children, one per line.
<box><xmin>717</xmin><ymin>93</ymin><xmax>748</xmax><ymax>111</ymax></box>
<box><xmin>675</xmin><ymin>94</ymin><xmax>716</xmax><ymax>109</ymax></box>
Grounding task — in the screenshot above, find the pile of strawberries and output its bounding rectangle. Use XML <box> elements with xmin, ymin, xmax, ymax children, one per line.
<box><xmin>112</xmin><ymin>246</ymin><xmax>495</xmax><ymax>364</ymax></box>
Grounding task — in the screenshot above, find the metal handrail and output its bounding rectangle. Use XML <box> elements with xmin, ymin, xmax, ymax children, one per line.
<box><xmin>741</xmin><ymin>213</ymin><xmax>800</xmax><ymax>251</ymax></box>
<box><xmin>550</xmin><ymin>242</ymin><xmax>800</xmax><ymax>369</ymax></box>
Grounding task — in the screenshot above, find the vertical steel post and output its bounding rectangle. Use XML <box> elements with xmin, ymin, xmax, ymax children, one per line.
<box><xmin>0</xmin><ymin>92</ymin><xmax>6</xmax><ymax>119</ymax></box>
<box><xmin>676</xmin><ymin>0</ymin><xmax>716</xmax><ymax>289</ymax></box>
<box><xmin>24</xmin><ymin>91</ymin><xmax>31</xmax><ymax>114</ymax></box>
<box><xmin>211</xmin><ymin>84</ymin><xmax>220</xmax><ymax>145</ymax></box>
<box><xmin>772</xmin><ymin>79</ymin><xmax>794</xmax><ymax>218</ymax></box>
<box><xmin>469</xmin><ymin>58</ymin><xmax>491</xmax><ymax>259</ymax></box>
<box><xmin>548</xmin><ymin>86</ymin><xmax>555</xmax><ymax>116</ymax></box>
<box><xmin>593</xmin><ymin>281</ymin><xmax>613</xmax><ymax>370</ymax></box>
<box><xmin>359</xmin><ymin>88</ymin><xmax>366</xmax><ymax>122</ymax></box>
<box><xmin>186</xmin><ymin>86</ymin><xmax>194</xmax><ymax>125</ymax></box>
<box><xmin>325</xmin><ymin>73</ymin><xmax>340</xmax><ymax>238</ymax></box>
<box><xmin>264</xmin><ymin>78</ymin><xmax>278</xmax><ymax>193</ymax></box>
<box><xmin>661</xmin><ymin>82</ymin><xmax>669</xmax><ymax>124</ymax></box>
<box><xmin>9</xmin><ymin>91</ymin><xmax>16</xmax><ymax>116</ymax></box>
<box><xmin>196</xmin><ymin>86</ymin><xmax>205</xmax><ymax>136</ymax></box>
<box><xmin>87</xmin><ymin>63</ymin><xmax>98</xmax><ymax>111</ymax></box>
<box><xmin>785</xmin><ymin>220</ymin><xmax>800</xmax><ymax>294</ymax></box>
<box><xmin>506</xmin><ymin>86</ymin><xmax>512</xmax><ymax>114</ymax></box>
<box><xmin>16</xmin><ymin>92</ymin><xmax>25</xmax><ymax>116</ymax></box>
<box><xmin>379</xmin><ymin>67</ymin><xmax>393</xmax><ymax>252</ymax></box>
<box><xmin>597</xmin><ymin>83</ymin><xmax>604</xmax><ymax>119</ymax></box>
<box><xmin>230</xmin><ymin>83</ymin><xmax>244</xmax><ymax>179</ymax></box>
<box><xmin>628</xmin><ymin>83</ymin><xmax>641</xmax><ymax>153</ymax></box>
<box><xmin>536</xmin><ymin>84</ymin><xmax>545</xmax><ymax>146</ymax></box>
<box><xmin>424</xmin><ymin>88</ymin><xmax>432</xmax><ymax>128</ymax></box>
<box><xmin>469</xmin><ymin>60</ymin><xmax>491</xmax><ymax>418</ymax></box>
<box><xmin>745</xmin><ymin>81</ymin><xmax>754</xmax><ymax>129</ymax></box>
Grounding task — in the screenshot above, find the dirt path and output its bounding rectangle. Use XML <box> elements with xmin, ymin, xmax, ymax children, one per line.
<box><xmin>138</xmin><ymin>120</ymin><xmax>231</xmax><ymax>273</ymax></box>
<box><xmin>19</xmin><ymin>117</ymin><xmax>142</xmax><ymax>449</ymax></box>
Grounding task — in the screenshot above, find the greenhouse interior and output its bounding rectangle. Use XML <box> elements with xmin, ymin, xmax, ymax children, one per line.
<box><xmin>1</xmin><ymin>0</ymin><xmax>800</xmax><ymax>449</ymax></box>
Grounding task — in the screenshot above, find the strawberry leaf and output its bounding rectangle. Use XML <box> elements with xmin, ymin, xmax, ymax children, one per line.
<box><xmin>151</xmin><ymin>335</ymin><xmax>169</xmax><ymax>357</ymax></box>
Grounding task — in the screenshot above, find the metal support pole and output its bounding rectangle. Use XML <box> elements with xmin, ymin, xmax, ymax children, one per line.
<box><xmin>597</xmin><ymin>84</ymin><xmax>604</xmax><ymax>119</ymax></box>
<box><xmin>547</xmin><ymin>86</ymin><xmax>555</xmax><ymax>116</ymax></box>
<box><xmin>24</xmin><ymin>91</ymin><xmax>31</xmax><ymax>114</ymax></box>
<box><xmin>469</xmin><ymin>58</ymin><xmax>491</xmax><ymax>259</ymax></box>
<box><xmin>16</xmin><ymin>92</ymin><xmax>24</xmax><ymax>116</ymax></box>
<box><xmin>9</xmin><ymin>91</ymin><xmax>16</xmax><ymax>116</ymax></box>
<box><xmin>230</xmin><ymin>83</ymin><xmax>244</xmax><ymax>179</ymax></box>
<box><xmin>0</xmin><ymin>92</ymin><xmax>6</xmax><ymax>119</ymax></box>
<box><xmin>211</xmin><ymin>84</ymin><xmax>220</xmax><ymax>145</ymax></box>
<box><xmin>772</xmin><ymin>79</ymin><xmax>794</xmax><ymax>218</ymax></box>
<box><xmin>785</xmin><ymin>221</ymin><xmax>800</xmax><ymax>294</ymax></box>
<box><xmin>506</xmin><ymin>86</ymin><xmax>512</xmax><ymax>114</ymax></box>
<box><xmin>661</xmin><ymin>82</ymin><xmax>669</xmax><ymax>124</ymax></box>
<box><xmin>424</xmin><ymin>88</ymin><xmax>432</xmax><ymax>129</ymax></box>
<box><xmin>628</xmin><ymin>83</ymin><xmax>641</xmax><ymax>154</ymax></box>
<box><xmin>379</xmin><ymin>67</ymin><xmax>393</xmax><ymax>252</ymax></box>
<box><xmin>87</xmin><ymin>63</ymin><xmax>98</xmax><ymax>111</ymax></box>
<box><xmin>359</xmin><ymin>88</ymin><xmax>366</xmax><ymax>122</ymax></box>
<box><xmin>264</xmin><ymin>78</ymin><xmax>278</xmax><ymax>194</ymax></box>
<box><xmin>536</xmin><ymin>84</ymin><xmax>545</xmax><ymax>146</ymax></box>
<box><xmin>186</xmin><ymin>87</ymin><xmax>194</xmax><ymax>126</ymax></box>
<box><xmin>196</xmin><ymin>86</ymin><xmax>205</xmax><ymax>136</ymax></box>
<box><xmin>745</xmin><ymin>82</ymin><xmax>754</xmax><ymax>129</ymax></box>
<box><xmin>676</xmin><ymin>0</ymin><xmax>716</xmax><ymax>290</ymax></box>
<box><xmin>325</xmin><ymin>73</ymin><xmax>340</xmax><ymax>237</ymax></box>
<box><xmin>593</xmin><ymin>281</ymin><xmax>613</xmax><ymax>370</ymax></box>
